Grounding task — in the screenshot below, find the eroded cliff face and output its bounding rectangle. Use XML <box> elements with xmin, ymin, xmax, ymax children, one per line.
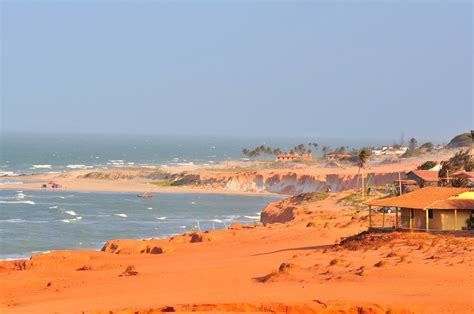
<box><xmin>78</xmin><ymin>168</ymin><xmax>403</xmax><ymax>195</ymax></box>
<box><xmin>207</xmin><ymin>172</ymin><xmax>402</xmax><ymax>195</ymax></box>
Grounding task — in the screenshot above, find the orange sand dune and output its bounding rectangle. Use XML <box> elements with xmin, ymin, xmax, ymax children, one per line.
<box><xmin>1</xmin><ymin>191</ymin><xmax>473</xmax><ymax>313</ymax></box>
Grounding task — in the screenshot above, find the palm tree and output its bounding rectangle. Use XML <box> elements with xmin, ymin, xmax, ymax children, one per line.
<box><xmin>357</xmin><ymin>148</ymin><xmax>370</xmax><ymax>197</ymax></box>
<box><xmin>322</xmin><ymin>146</ymin><xmax>330</xmax><ymax>158</ymax></box>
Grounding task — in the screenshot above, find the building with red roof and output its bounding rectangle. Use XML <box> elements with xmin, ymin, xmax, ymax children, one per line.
<box><xmin>366</xmin><ymin>187</ymin><xmax>473</xmax><ymax>231</ymax></box>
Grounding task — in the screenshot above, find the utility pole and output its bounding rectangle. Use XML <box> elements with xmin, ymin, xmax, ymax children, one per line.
<box><xmin>398</xmin><ymin>172</ymin><xmax>402</xmax><ymax>195</ymax></box>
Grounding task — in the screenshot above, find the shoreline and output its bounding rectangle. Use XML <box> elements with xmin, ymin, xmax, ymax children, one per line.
<box><xmin>0</xmin><ymin>178</ymin><xmax>286</xmax><ymax>198</ymax></box>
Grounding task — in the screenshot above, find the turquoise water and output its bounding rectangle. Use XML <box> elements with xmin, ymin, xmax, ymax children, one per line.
<box><xmin>0</xmin><ymin>189</ymin><xmax>280</xmax><ymax>259</ymax></box>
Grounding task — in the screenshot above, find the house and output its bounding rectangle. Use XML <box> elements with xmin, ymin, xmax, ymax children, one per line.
<box><xmin>275</xmin><ymin>153</ymin><xmax>311</xmax><ymax>162</ymax></box>
<box><xmin>326</xmin><ymin>153</ymin><xmax>352</xmax><ymax>161</ymax></box>
<box><xmin>406</xmin><ymin>170</ymin><xmax>439</xmax><ymax>187</ymax></box>
<box><xmin>367</xmin><ymin>187</ymin><xmax>474</xmax><ymax>231</ymax></box>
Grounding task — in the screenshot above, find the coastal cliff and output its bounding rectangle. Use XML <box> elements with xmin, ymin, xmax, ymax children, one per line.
<box><xmin>78</xmin><ymin>168</ymin><xmax>402</xmax><ymax>195</ymax></box>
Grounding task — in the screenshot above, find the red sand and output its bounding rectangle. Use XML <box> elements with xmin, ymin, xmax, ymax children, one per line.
<box><xmin>1</xmin><ymin>191</ymin><xmax>473</xmax><ymax>313</ymax></box>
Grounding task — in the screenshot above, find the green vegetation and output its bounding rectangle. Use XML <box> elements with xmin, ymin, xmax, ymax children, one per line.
<box><xmin>419</xmin><ymin>142</ymin><xmax>434</xmax><ymax>152</ymax></box>
<box><xmin>439</xmin><ymin>149</ymin><xmax>473</xmax><ymax>183</ymax></box>
<box><xmin>242</xmin><ymin>142</ymin><xmax>320</xmax><ymax>159</ymax></box>
<box><xmin>358</xmin><ymin>148</ymin><xmax>370</xmax><ymax>169</ymax></box>
<box><xmin>446</xmin><ymin>132</ymin><xmax>473</xmax><ymax>149</ymax></box>
<box><xmin>466</xmin><ymin>217</ymin><xmax>474</xmax><ymax>230</ymax></box>
<box><xmin>291</xmin><ymin>191</ymin><xmax>329</xmax><ymax>203</ymax></box>
<box><xmin>150</xmin><ymin>180</ymin><xmax>173</xmax><ymax>187</ymax></box>
<box><xmin>402</xmin><ymin>137</ymin><xmax>421</xmax><ymax>158</ymax></box>
<box><xmin>452</xmin><ymin>177</ymin><xmax>469</xmax><ymax>188</ymax></box>
<box><xmin>337</xmin><ymin>192</ymin><xmax>366</xmax><ymax>210</ymax></box>
<box><xmin>418</xmin><ymin>161</ymin><xmax>437</xmax><ymax>170</ymax></box>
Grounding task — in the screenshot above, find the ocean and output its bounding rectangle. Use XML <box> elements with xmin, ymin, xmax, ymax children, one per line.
<box><xmin>0</xmin><ymin>189</ymin><xmax>279</xmax><ymax>259</ymax></box>
<box><xmin>0</xmin><ymin>133</ymin><xmax>392</xmax><ymax>176</ymax></box>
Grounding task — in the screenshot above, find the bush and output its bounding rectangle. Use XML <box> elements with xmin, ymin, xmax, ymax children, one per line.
<box><xmin>418</xmin><ymin>161</ymin><xmax>437</xmax><ymax>170</ymax></box>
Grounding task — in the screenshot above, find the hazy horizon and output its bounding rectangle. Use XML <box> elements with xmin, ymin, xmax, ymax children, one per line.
<box><xmin>1</xmin><ymin>1</ymin><xmax>472</xmax><ymax>139</ymax></box>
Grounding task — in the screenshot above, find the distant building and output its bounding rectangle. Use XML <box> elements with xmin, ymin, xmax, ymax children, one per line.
<box><xmin>275</xmin><ymin>153</ymin><xmax>312</xmax><ymax>162</ymax></box>
<box><xmin>372</xmin><ymin>146</ymin><xmax>408</xmax><ymax>156</ymax></box>
<box><xmin>406</xmin><ymin>170</ymin><xmax>439</xmax><ymax>187</ymax></box>
<box><xmin>326</xmin><ymin>153</ymin><xmax>352</xmax><ymax>161</ymax></box>
<box><xmin>367</xmin><ymin>187</ymin><xmax>474</xmax><ymax>231</ymax></box>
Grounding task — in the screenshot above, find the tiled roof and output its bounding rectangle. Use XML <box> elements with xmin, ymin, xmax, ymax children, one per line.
<box><xmin>430</xmin><ymin>199</ymin><xmax>474</xmax><ymax>210</ymax></box>
<box><xmin>366</xmin><ymin>187</ymin><xmax>469</xmax><ymax>210</ymax></box>
<box><xmin>408</xmin><ymin>170</ymin><xmax>439</xmax><ymax>182</ymax></box>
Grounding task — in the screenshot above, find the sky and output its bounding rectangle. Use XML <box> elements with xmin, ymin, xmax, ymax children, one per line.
<box><xmin>1</xmin><ymin>1</ymin><xmax>472</xmax><ymax>141</ymax></box>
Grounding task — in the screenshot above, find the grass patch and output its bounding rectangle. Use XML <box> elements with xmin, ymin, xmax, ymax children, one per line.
<box><xmin>337</xmin><ymin>193</ymin><xmax>366</xmax><ymax>209</ymax></box>
<box><xmin>150</xmin><ymin>180</ymin><xmax>173</xmax><ymax>187</ymax></box>
<box><xmin>291</xmin><ymin>192</ymin><xmax>329</xmax><ymax>203</ymax></box>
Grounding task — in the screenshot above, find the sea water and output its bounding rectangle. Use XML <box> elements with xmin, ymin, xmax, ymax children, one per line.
<box><xmin>0</xmin><ymin>189</ymin><xmax>280</xmax><ymax>259</ymax></box>
<box><xmin>0</xmin><ymin>133</ymin><xmax>390</xmax><ymax>176</ymax></box>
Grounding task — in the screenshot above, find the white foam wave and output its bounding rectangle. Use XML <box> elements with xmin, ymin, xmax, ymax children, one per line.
<box><xmin>0</xmin><ymin>171</ymin><xmax>19</xmax><ymax>177</ymax></box>
<box><xmin>64</xmin><ymin>210</ymin><xmax>77</xmax><ymax>216</ymax></box>
<box><xmin>147</xmin><ymin>207</ymin><xmax>153</xmax><ymax>210</ymax></box>
<box><xmin>31</xmin><ymin>165</ymin><xmax>52</xmax><ymax>169</ymax></box>
<box><xmin>244</xmin><ymin>215</ymin><xmax>260</xmax><ymax>220</ymax></box>
<box><xmin>67</xmin><ymin>164</ymin><xmax>93</xmax><ymax>169</ymax></box>
<box><xmin>156</xmin><ymin>216</ymin><xmax>167</xmax><ymax>220</ymax></box>
<box><xmin>210</xmin><ymin>219</ymin><xmax>223</xmax><ymax>223</ymax></box>
<box><xmin>49</xmin><ymin>206</ymin><xmax>58</xmax><ymax>209</ymax></box>
<box><xmin>114</xmin><ymin>213</ymin><xmax>128</xmax><ymax>218</ymax></box>
<box><xmin>0</xmin><ymin>218</ymin><xmax>26</xmax><ymax>223</ymax></box>
<box><xmin>59</xmin><ymin>217</ymin><xmax>82</xmax><ymax>223</ymax></box>
<box><xmin>0</xmin><ymin>200</ymin><xmax>35</xmax><ymax>205</ymax></box>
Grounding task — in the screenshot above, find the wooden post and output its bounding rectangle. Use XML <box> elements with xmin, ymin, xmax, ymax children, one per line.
<box><xmin>382</xmin><ymin>211</ymin><xmax>385</xmax><ymax>228</ymax></box>
<box><xmin>425</xmin><ymin>209</ymin><xmax>429</xmax><ymax>231</ymax></box>
<box><xmin>454</xmin><ymin>209</ymin><xmax>457</xmax><ymax>230</ymax></box>
<box><xmin>395</xmin><ymin>207</ymin><xmax>399</xmax><ymax>228</ymax></box>
<box><xmin>409</xmin><ymin>209</ymin><xmax>413</xmax><ymax>230</ymax></box>
<box><xmin>369</xmin><ymin>205</ymin><xmax>372</xmax><ymax>229</ymax></box>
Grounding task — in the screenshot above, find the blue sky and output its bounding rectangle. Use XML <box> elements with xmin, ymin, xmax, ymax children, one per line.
<box><xmin>1</xmin><ymin>1</ymin><xmax>472</xmax><ymax>141</ymax></box>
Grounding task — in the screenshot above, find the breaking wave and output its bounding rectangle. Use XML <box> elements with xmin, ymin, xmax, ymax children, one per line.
<box><xmin>0</xmin><ymin>200</ymin><xmax>35</xmax><ymax>205</ymax></box>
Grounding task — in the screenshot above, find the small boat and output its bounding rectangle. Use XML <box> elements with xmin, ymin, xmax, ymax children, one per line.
<box><xmin>137</xmin><ymin>193</ymin><xmax>154</xmax><ymax>199</ymax></box>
